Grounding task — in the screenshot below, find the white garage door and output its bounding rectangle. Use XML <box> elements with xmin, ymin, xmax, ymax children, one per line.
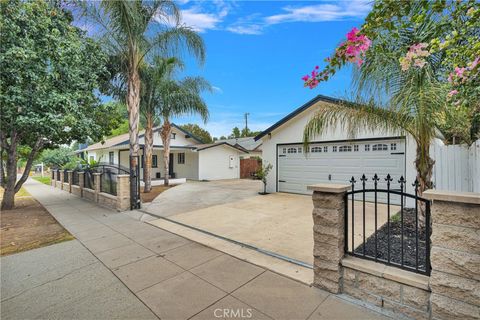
<box><xmin>277</xmin><ymin>139</ymin><xmax>405</xmax><ymax>200</ymax></box>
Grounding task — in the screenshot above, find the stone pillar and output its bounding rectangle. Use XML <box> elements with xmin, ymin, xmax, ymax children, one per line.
<box><xmin>78</xmin><ymin>172</ymin><xmax>84</xmax><ymax>197</ymax></box>
<box><xmin>307</xmin><ymin>183</ymin><xmax>351</xmax><ymax>293</ymax></box>
<box><xmin>423</xmin><ymin>190</ymin><xmax>480</xmax><ymax>320</ymax></box>
<box><xmin>93</xmin><ymin>172</ymin><xmax>101</xmax><ymax>202</ymax></box>
<box><xmin>67</xmin><ymin>171</ymin><xmax>73</xmax><ymax>193</ymax></box>
<box><xmin>59</xmin><ymin>170</ymin><xmax>64</xmax><ymax>190</ymax></box>
<box><xmin>117</xmin><ymin>174</ymin><xmax>130</xmax><ymax>211</ymax></box>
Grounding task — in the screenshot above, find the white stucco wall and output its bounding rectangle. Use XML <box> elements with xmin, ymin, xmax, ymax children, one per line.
<box><xmin>138</xmin><ymin>127</ymin><xmax>198</xmax><ymax>147</ymax></box>
<box><xmin>198</xmin><ymin>146</ymin><xmax>241</xmax><ymax>180</ymax></box>
<box><xmin>260</xmin><ymin>100</ymin><xmax>418</xmax><ymax>197</ymax></box>
<box><xmin>171</xmin><ymin>151</ymin><xmax>199</xmax><ymax>180</ymax></box>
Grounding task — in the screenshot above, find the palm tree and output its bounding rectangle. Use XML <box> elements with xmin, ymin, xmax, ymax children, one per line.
<box><xmin>83</xmin><ymin>0</ymin><xmax>205</xmax><ymax>199</ymax></box>
<box><xmin>304</xmin><ymin>16</ymin><xmax>446</xmax><ymax>197</ymax></box>
<box><xmin>139</xmin><ymin>57</ymin><xmax>182</xmax><ymax>192</ymax></box>
<box><xmin>155</xmin><ymin>66</ymin><xmax>212</xmax><ymax>186</ymax></box>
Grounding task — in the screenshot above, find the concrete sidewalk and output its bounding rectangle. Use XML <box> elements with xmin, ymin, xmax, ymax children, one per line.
<box><xmin>1</xmin><ymin>178</ymin><xmax>389</xmax><ymax>320</ymax></box>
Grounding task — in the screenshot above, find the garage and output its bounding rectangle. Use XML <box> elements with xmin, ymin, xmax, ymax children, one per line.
<box><xmin>277</xmin><ymin>138</ymin><xmax>406</xmax><ymax>202</ymax></box>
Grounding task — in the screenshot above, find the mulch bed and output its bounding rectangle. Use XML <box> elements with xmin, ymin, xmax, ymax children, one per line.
<box><xmin>140</xmin><ymin>185</ymin><xmax>173</xmax><ymax>203</ymax></box>
<box><xmin>354</xmin><ymin>208</ymin><xmax>428</xmax><ymax>272</ymax></box>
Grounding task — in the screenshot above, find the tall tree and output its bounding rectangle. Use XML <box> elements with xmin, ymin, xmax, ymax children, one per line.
<box><xmin>83</xmin><ymin>0</ymin><xmax>205</xmax><ymax>198</ymax></box>
<box><xmin>155</xmin><ymin>67</ymin><xmax>212</xmax><ymax>186</ymax></box>
<box><xmin>0</xmin><ymin>1</ymin><xmax>119</xmax><ymax>209</ymax></box>
<box><xmin>139</xmin><ymin>57</ymin><xmax>181</xmax><ymax>192</ymax></box>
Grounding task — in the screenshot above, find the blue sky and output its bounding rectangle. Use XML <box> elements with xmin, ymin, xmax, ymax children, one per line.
<box><xmin>80</xmin><ymin>1</ymin><xmax>372</xmax><ymax>138</ymax></box>
<box><xmin>171</xmin><ymin>0</ymin><xmax>372</xmax><ymax>137</ymax></box>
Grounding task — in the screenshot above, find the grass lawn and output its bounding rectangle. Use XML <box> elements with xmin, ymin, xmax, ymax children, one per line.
<box><xmin>0</xmin><ymin>186</ymin><xmax>74</xmax><ymax>256</ymax></box>
<box><xmin>32</xmin><ymin>176</ymin><xmax>51</xmax><ymax>185</ymax></box>
<box><xmin>140</xmin><ymin>185</ymin><xmax>174</xmax><ymax>203</ymax></box>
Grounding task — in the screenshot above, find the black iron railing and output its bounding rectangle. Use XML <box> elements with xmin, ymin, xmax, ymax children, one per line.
<box><xmin>84</xmin><ymin>170</ymin><xmax>95</xmax><ymax>190</ymax></box>
<box><xmin>63</xmin><ymin>169</ymin><xmax>69</xmax><ymax>183</ymax></box>
<box><xmin>344</xmin><ymin>174</ymin><xmax>431</xmax><ymax>275</ymax></box>
<box><xmin>72</xmin><ymin>170</ymin><xmax>79</xmax><ymax>186</ymax></box>
<box><xmin>56</xmin><ymin>170</ymin><xmax>61</xmax><ymax>181</ymax></box>
<box><xmin>100</xmin><ymin>168</ymin><xmax>118</xmax><ymax>195</ymax></box>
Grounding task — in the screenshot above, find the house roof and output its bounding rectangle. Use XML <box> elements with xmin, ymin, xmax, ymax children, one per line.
<box><xmin>194</xmin><ymin>142</ymin><xmax>248</xmax><ymax>153</ymax></box>
<box><xmin>254</xmin><ymin>94</ymin><xmax>345</xmax><ymax>141</ymax></box>
<box><xmin>77</xmin><ymin>123</ymin><xmax>203</xmax><ymax>152</ymax></box>
<box><xmin>216</xmin><ymin>137</ymin><xmax>262</xmax><ymax>151</ymax></box>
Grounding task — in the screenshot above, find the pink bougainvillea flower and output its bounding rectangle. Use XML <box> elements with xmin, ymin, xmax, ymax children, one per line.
<box><xmin>301</xmin><ymin>75</ymin><xmax>309</xmax><ymax>81</ymax></box>
<box><xmin>346</xmin><ymin>27</ymin><xmax>359</xmax><ymax>41</ymax></box>
<box><xmin>448</xmin><ymin>90</ymin><xmax>459</xmax><ymax>97</ymax></box>
<box><xmin>455</xmin><ymin>67</ymin><xmax>466</xmax><ymax>78</ymax></box>
<box><xmin>315</xmin><ymin>65</ymin><xmax>319</xmax><ymax>69</ymax></box>
<box><xmin>468</xmin><ymin>57</ymin><xmax>480</xmax><ymax>69</ymax></box>
<box><xmin>448</xmin><ymin>73</ymin><xmax>453</xmax><ymax>82</ymax></box>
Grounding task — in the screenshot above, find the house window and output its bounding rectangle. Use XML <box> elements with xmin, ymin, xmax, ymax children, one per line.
<box><xmin>333</xmin><ymin>146</ymin><xmax>337</xmax><ymax>152</ymax></box>
<box><xmin>372</xmin><ymin>144</ymin><xmax>388</xmax><ymax>151</ymax></box>
<box><xmin>171</xmin><ymin>133</ymin><xmax>176</xmax><ymax>139</ymax></box>
<box><xmin>287</xmin><ymin>147</ymin><xmax>297</xmax><ymax>154</ymax></box>
<box><xmin>365</xmin><ymin>144</ymin><xmax>370</xmax><ymax>151</ymax></box>
<box><xmin>282</xmin><ymin>148</ymin><xmax>286</xmax><ymax>154</ymax></box>
<box><xmin>178</xmin><ymin>153</ymin><xmax>185</xmax><ymax>164</ymax></box>
<box><xmin>152</xmin><ymin>155</ymin><xmax>158</xmax><ymax>168</ymax></box>
<box><xmin>323</xmin><ymin>146</ymin><xmax>328</xmax><ymax>152</ymax></box>
<box><xmin>391</xmin><ymin>143</ymin><xmax>397</xmax><ymax>151</ymax></box>
<box><xmin>354</xmin><ymin>145</ymin><xmax>359</xmax><ymax>152</ymax></box>
<box><xmin>311</xmin><ymin>146</ymin><xmax>322</xmax><ymax>153</ymax></box>
<box><xmin>109</xmin><ymin>152</ymin><xmax>114</xmax><ymax>164</ymax></box>
<box><xmin>298</xmin><ymin>147</ymin><xmax>302</xmax><ymax>153</ymax></box>
<box><xmin>339</xmin><ymin>145</ymin><xmax>352</xmax><ymax>152</ymax></box>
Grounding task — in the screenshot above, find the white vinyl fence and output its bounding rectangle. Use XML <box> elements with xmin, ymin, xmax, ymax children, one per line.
<box><xmin>431</xmin><ymin>139</ymin><xmax>480</xmax><ymax>193</ymax></box>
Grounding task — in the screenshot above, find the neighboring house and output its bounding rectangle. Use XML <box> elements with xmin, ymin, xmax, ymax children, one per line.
<box><xmin>77</xmin><ymin>124</ymin><xmax>247</xmax><ymax>181</ymax></box>
<box><xmin>255</xmin><ymin>95</ymin><xmax>419</xmax><ymax>199</ymax></box>
<box><xmin>216</xmin><ymin>137</ymin><xmax>262</xmax><ymax>159</ymax></box>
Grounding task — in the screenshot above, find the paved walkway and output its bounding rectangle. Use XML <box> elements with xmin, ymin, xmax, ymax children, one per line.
<box><xmin>1</xmin><ymin>178</ymin><xmax>389</xmax><ymax>320</ymax></box>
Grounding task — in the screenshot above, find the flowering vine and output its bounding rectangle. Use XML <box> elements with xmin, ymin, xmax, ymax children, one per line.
<box><xmin>447</xmin><ymin>56</ymin><xmax>479</xmax><ymax>99</ymax></box>
<box><xmin>302</xmin><ymin>27</ymin><xmax>371</xmax><ymax>89</ymax></box>
<box><xmin>399</xmin><ymin>43</ymin><xmax>430</xmax><ymax>71</ymax></box>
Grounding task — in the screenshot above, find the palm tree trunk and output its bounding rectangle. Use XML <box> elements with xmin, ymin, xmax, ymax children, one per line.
<box><xmin>160</xmin><ymin>120</ymin><xmax>172</xmax><ymax>186</ymax></box>
<box><xmin>415</xmin><ymin>140</ymin><xmax>435</xmax><ymax>226</ymax></box>
<box><xmin>143</xmin><ymin>112</ymin><xmax>153</xmax><ymax>193</ymax></box>
<box><xmin>127</xmin><ymin>63</ymin><xmax>141</xmax><ymax>198</ymax></box>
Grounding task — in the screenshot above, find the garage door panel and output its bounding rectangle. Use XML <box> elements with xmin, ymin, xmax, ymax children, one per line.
<box><xmin>277</xmin><ymin>140</ymin><xmax>405</xmax><ymax>203</ymax></box>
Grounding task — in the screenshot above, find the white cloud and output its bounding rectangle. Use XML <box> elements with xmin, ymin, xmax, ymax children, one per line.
<box><xmin>226</xmin><ymin>24</ymin><xmax>263</xmax><ymax>35</ymax></box>
<box><xmin>265</xmin><ymin>0</ymin><xmax>372</xmax><ymax>25</ymax></box>
<box><xmin>180</xmin><ymin>8</ymin><xmax>227</xmax><ymax>32</ymax></box>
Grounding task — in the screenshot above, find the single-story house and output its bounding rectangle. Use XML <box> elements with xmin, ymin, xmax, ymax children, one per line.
<box><xmin>77</xmin><ymin>124</ymin><xmax>247</xmax><ymax>182</ymax></box>
<box><xmin>215</xmin><ymin>137</ymin><xmax>262</xmax><ymax>159</ymax></box>
<box><xmin>255</xmin><ymin>95</ymin><xmax>419</xmax><ymax>198</ymax></box>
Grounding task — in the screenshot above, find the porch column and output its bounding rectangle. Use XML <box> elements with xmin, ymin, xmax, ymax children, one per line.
<box><xmin>423</xmin><ymin>190</ymin><xmax>480</xmax><ymax>320</ymax></box>
<box><xmin>307</xmin><ymin>183</ymin><xmax>351</xmax><ymax>293</ymax></box>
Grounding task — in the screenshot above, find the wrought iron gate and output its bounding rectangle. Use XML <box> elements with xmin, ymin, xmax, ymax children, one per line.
<box><xmin>344</xmin><ymin>173</ymin><xmax>431</xmax><ymax>275</ymax></box>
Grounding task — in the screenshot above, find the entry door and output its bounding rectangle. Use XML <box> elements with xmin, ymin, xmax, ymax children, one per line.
<box><xmin>277</xmin><ymin>139</ymin><xmax>405</xmax><ymax>202</ymax></box>
<box><xmin>169</xmin><ymin>153</ymin><xmax>174</xmax><ymax>177</ymax></box>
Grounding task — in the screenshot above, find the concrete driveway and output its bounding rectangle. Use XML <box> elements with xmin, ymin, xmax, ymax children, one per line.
<box><xmin>145</xmin><ymin>180</ymin><xmax>394</xmax><ymax>270</ymax></box>
<box><xmin>144</xmin><ymin>179</ymin><xmax>263</xmax><ymax>217</ymax></box>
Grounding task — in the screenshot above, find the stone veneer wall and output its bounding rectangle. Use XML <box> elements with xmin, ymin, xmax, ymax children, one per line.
<box><xmin>342</xmin><ymin>260</ymin><xmax>430</xmax><ymax>319</ymax></box>
<box><xmin>424</xmin><ymin>190</ymin><xmax>480</xmax><ymax>320</ymax></box>
<box><xmin>50</xmin><ymin>171</ymin><xmax>130</xmax><ymax>212</ymax></box>
<box><xmin>309</xmin><ymin>183</ymin><xmax>480</xmax><ymax>320</ymax></box>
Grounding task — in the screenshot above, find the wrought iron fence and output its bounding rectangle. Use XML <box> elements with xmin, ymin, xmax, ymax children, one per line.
<box><xmin>56</xmin><ymin>170</ymin><xmax>61</xmax><ymax>181</ymax></box>
<box><xmin>344</xmin><ymin>174</ymin><xmax>431</xmax><ymax>275</ymax></box>
<box><xmin>63</xmin><ymin>169</ymin><xmax>69</xmax><ymax>183</ymax></box>
<box><xmin>84</xmin><ymin>163</ymin><xmax>129</xmax><ymax>196</ymax></box>
<box><xmin>51</xmin><ymin>170</ymin><xmax>55</xmax><ymax>180</ymax></box>
<box><xmin>84</xmin><ymin>170</ymin><xmax>95</xmax><ymax>190</ymax></box>
<box><xmin>72</xmin><ymin>170</ymin><xmax>79</xmax><ymax>186</ymax></box>
<box><xmin>100</xmin><ymin>168</ymin><xmax>118</xmax><ymax>195</ymax></box>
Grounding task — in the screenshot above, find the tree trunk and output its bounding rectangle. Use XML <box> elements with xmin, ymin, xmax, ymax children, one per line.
<box><xmin>414</xmin><ymin>140</ymin><xmax>435</xmax><ymax>226</ymax></box>
<box><xmin>143</xmin><ymin>113</ymin><xmax>153</xmax><ymax>193</ymax></box>
<box><xmin>1</xmin><ymin>145</ymin><xmax>17</xmax><ymax>210</ymax></box>
<box><xmin>160</xmin><ymin>120</ymin><xmax>172</xmax><ymax>186</ymax></box>
<box><xmin>127</xmin><ymin>59</ymin><xmax>141</xmax><ymax>204</ymax></box>
<box><xmin>1</xmin><ymin>137</ymin><xmax>43</xmax><ymax>210</ymax></box>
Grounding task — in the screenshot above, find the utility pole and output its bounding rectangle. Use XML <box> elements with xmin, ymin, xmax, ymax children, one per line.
<box><xmin>244</xmin><ymin>112</ymin><xmax>250</xmax><ymax>135</ymax></box>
